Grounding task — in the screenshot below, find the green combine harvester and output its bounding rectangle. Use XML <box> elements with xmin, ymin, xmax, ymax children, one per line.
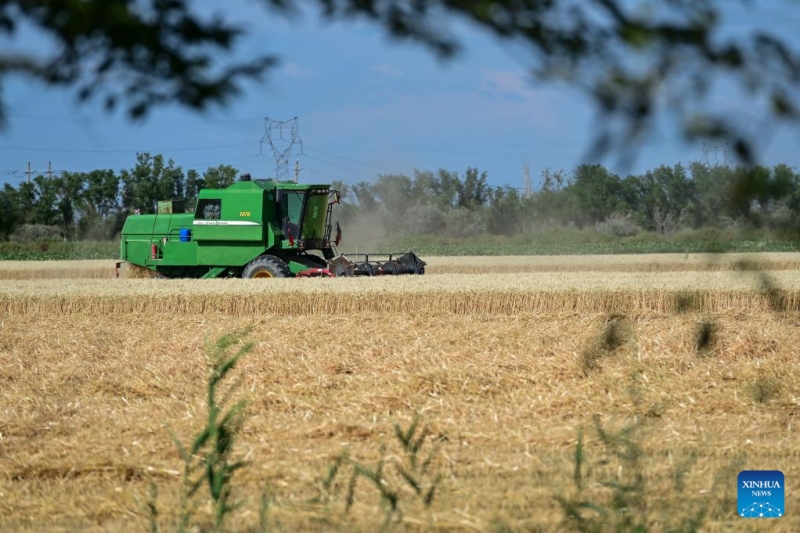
<box><xmin>118</xmin><ymin>175</ymin><xmax>425</xmax><ymax>278</ymax></box>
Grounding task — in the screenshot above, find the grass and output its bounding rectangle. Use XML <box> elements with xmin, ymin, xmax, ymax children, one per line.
<box><xmin>315</xmin><ymin>416</ymin><xmax>443</xmax><ymax>530</ymax></box>
<box><xmin>0</xmin><ymin>240</ymin><xmax>118</xmax><ymax>260</ymax></box>
<box><xmin>171</xmin><ymin>328</ymin><xmax>254</xmax><ymax>532</ymax></box>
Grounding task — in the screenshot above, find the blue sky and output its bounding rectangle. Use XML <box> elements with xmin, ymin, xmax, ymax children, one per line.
<box><xmin>1</xmin><ymin>1</ymin><xmax>799</xmax><ymax>190</ymax></box>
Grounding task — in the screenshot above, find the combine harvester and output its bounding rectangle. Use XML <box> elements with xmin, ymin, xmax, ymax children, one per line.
<box><xmin>117</xmin><ymin>174</ymin><xmax>425</xmax><ymax>278</ymax></box>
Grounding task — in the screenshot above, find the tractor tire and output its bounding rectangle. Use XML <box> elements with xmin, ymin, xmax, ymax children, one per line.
<box><xmin>242</xmin><ymin>255</ymin><xmax>291</xmax><ymax>279</ymax></box>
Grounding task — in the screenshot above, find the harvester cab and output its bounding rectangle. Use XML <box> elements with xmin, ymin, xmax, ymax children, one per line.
<box><xmin>118</xmin><ymin>177</ymin><xmax>425</xmax><ymax>279</ymax></box>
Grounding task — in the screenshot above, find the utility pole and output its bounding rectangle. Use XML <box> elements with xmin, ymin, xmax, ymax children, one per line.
<box><xmin>26</xmin><ymin>162</ymin><xmax>31</xmax><ymax>183</ymax></box>
<box><xmin>294</xmin><ymin>159</ymin><xmax>300</xmax><ymax>183</ymax></box>
<box><xmin>523</xmin><ymin>162</ymin><xmax>531</xmax><ymax>198</ymax></box>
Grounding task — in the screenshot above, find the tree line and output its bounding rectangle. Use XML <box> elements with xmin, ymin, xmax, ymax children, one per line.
<box><xmin>334</xmin><ymin>163</ymin><xmax>800</xmax><ymax>240</ymax></box>
<box><xmin>1</xmin><ymin>155</ymin><xmax>799</xmax><ymax>242</ymax></box>
<box><xmin>0</xmin><ymin>153</ymin><xmax>238</xmax><ymax>241</ymax></box>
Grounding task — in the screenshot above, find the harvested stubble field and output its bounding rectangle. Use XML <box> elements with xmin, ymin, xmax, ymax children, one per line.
<box><xmin>1</xmin><ymin>255</ymin><xmax>799</xmax><ymax>532</ymax></box>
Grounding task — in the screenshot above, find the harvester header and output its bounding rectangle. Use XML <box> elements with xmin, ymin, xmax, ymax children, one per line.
<box><xmin>118</xmin><ymin>176</ymin><xmax>425</xmax><ymax>279</ymax></box>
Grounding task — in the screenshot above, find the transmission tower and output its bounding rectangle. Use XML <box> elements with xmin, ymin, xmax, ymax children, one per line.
<box><xmin>260</xmin><ymin>117</ymin><xmax>303</xmax><ymax>182</ymax></box>
<box><xmin>702</xmin><ymin>142</ymin><xmax>731</xmax><ymax>167</ymax></box>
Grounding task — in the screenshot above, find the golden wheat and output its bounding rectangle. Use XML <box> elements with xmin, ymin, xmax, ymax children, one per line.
<box><xmin>3</xmin><ymin>251</ymin><xmax>800</xmax><ymax>279</ymax></box>
<box><xmin>0</xmin><ymin>259</ymin><xmax>116</xmax><ymax>279</ymax></box>
<box><xmin>1</xmin><ymin>271</ymin><xmax>800</xmax><ymax>316</ymax></box>
<box><xmin>424</xmin><ymin>252</ymin><xmax>800</xmax><ymax>273</ymax></box>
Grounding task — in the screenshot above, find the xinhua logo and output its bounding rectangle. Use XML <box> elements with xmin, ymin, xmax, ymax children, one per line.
<box><xmin>738</xmin><ymin>470</ymin><xmax>784</xmax><ymax>518</ymax></box>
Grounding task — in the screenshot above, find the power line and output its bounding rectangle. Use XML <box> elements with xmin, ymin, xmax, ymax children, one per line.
<box><xmin>305</xmin><ymin>146</ymin><xmax>380</xmax><ymax>169</ymax></box>
<box><xmin>0</xmin><ymin>122</ymin><xmax>532</xmax><ymax>191</ymax></box>
<box><xmin>0</xmin><ymin>154</ymin><xmax>263</xmax><ymax>182</ymax></box>
<box><xmin>182</xmin><ymin>154</ymin><xmax>263</xmax><ymax>171</ymax></box>
<box><xmin>6</xmin><ymin>112</ymin><xmax>262</xmax><ymax>125</ymax></box>
<box><xmin>303</xmin><ymin>152</ymin><xmax>373</xmax><ymax>180</ymax></box>
<box><xmin>0</xmin><ymin>142</ymin><xmax>254</xmax><ymax>154</ymax></box>
<box><xmin>301</xmin><ymin>124</ymin><xmax>526</xmax><ymax>159</ymax></box>
<box><xmin>303</xmin><ymin>144</ymin><xmax>527</xmax><ymax>192</ymax></box>
<box><xmin>303</xmin><ymin>168</ymin><xmax>344</xmax><ymax>181</ymax></box>
<box><xmin>5</xmin><ymin>115</ymin><xmax>534</xmax><ymax>161</ymax></box>
<box><xmin>304</xmin><ymin>146</ymin><xmax>411</xmax><ymax>177</ymax></box>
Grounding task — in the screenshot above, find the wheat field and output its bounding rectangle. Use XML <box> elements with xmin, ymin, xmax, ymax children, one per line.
<box><xmin>2</xmin><ymin>251</ymin><xmax>800</xmax><ymax>279</ymax></box>
<box><xmin>1</xmin><ymin>255</ymin><xmax>799</xmax><ymax>532</ymax></box>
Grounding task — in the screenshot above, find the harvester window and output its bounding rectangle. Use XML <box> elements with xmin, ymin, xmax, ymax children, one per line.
<box><xmin>278</xmin><ymin>191</ymin><xmax>305</xmax><ymax>238</ymax></box>
<box><xmin>303</xmin><ymin>190</ymin><xmax>328</xmax><ymax>240</ymax></box>
<box><xmin>196</xmin><ymin>199</ymin><xmax>222</xmax><ymax>220</ymax></box>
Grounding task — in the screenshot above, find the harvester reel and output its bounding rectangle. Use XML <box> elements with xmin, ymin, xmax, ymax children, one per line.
<box><xmin>342</xmin><ymin>252</ymin><xmax>426</xmax><ymax>276</ymax></box>
<box><xmin>242</xmin><ymin>255</ymin><xmax>291</xmax><ymax>278</ymax></box>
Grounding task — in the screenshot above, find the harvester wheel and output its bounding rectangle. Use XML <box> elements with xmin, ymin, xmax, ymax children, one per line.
<box><xmin>242</xmin><ymin>255</ymin><xmax>291</xmax><ymax>279</ymax></box>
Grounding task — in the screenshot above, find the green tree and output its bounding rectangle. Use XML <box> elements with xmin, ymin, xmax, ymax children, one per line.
<box><xmin>729</xmin><ymin>164</ymin><xmax>798</xmax><ymax>224</ymax></box>
<box><xmin>531</xmin><ymin>168</ymin><xmax>578</xmax><ymax>226</ymax></box>
<box><xmin>770</xmin><ymin>164</ymin><xmax>796</xmax><ymax>202</ymax></box>
<box><xmin>121</xmin><ymin>153</ymin><xmax>186</xmax><ymax>214</ymax></box>
<box><xmin>55</xmin><ymin>171</ymin><xmax>87</xmax><ymax>238</ymax></box>
<box><xmin>75</xmin><ymin>169</ymin><xmax>121</xmax><ymax>239</ymax></box>
<box><xmin>83</xmin><ymin>169</ymin><xmax>121</xmax><ymax>220</ymax></box>
<box><xmin>0</xmin><ymin>0</ymin><xmax>272</xmax><ymax>126</ymax></box>
<box><xmin>568</xmin><ymin>164</ymin><xmax>624</xmax><ymax>226</ymax></box>
<box><xmin>3</xmin><ymin>1</ymin><xmax>799</xmax><ymax>164</ymax></box>
<box><xmin>0</xmin><ymin>184</ymin><xmax>20</xmax><ymax>239</ymax></box>
<box><xmin>411</xmin><ymin>170</ymin><xmax>440</xmax><ymax>205</ymax></box>
<box><xmin>201</xmin><ymin>164</ymin><xmax>239</xmax><ymax>190</ymax></box>
<box><xmin>373</xmin><ymin>174</ymin><xmax>414</xmax><ymax>223</ymax></box>
<box><xmin>436</xmin><ymin>169</ymin><xmax>462</xmax><ymax>209</ymax></box>
<box><xmin>185</xmin><ymin>169</ymin><xmax>201</xmax><ymax>208</ymax></box>
<box><xmin>15</xmin><ymin>181</ymin><xmax>37</xmax><ymax>225</ymax></box>
<box><xmin>456</xmin><ymin>167</ymin><xmax>489</xmax><ymax>210</ymax></box>
<box><xmin>487</xmin><ymin>187</ymin><xmax>523</xmax><ymax>236</ymax></box>
<box><xmin>31</xmin><ymin>175</ymin><xmax>61</xmax><ymax>226</ymax></box>
<box><xmin>626</xmin><ymin>164</ymin><xmax>696</xmax><ymax>234</ymax></box>
<box><xmin>689</xmin><ymin>162</ymin><xmax>734</xmax><ymax>227</ymax></box>
<box><xmin>350</xmin><ymin>182</ymin><xmax>379</xmax><ymax>212</ymax></box>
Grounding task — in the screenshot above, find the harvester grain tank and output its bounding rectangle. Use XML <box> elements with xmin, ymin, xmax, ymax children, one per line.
<box><xmin>118</xmin><ymin>177</ymin><xmax>425</xmax><ymax>278</ymax></box>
